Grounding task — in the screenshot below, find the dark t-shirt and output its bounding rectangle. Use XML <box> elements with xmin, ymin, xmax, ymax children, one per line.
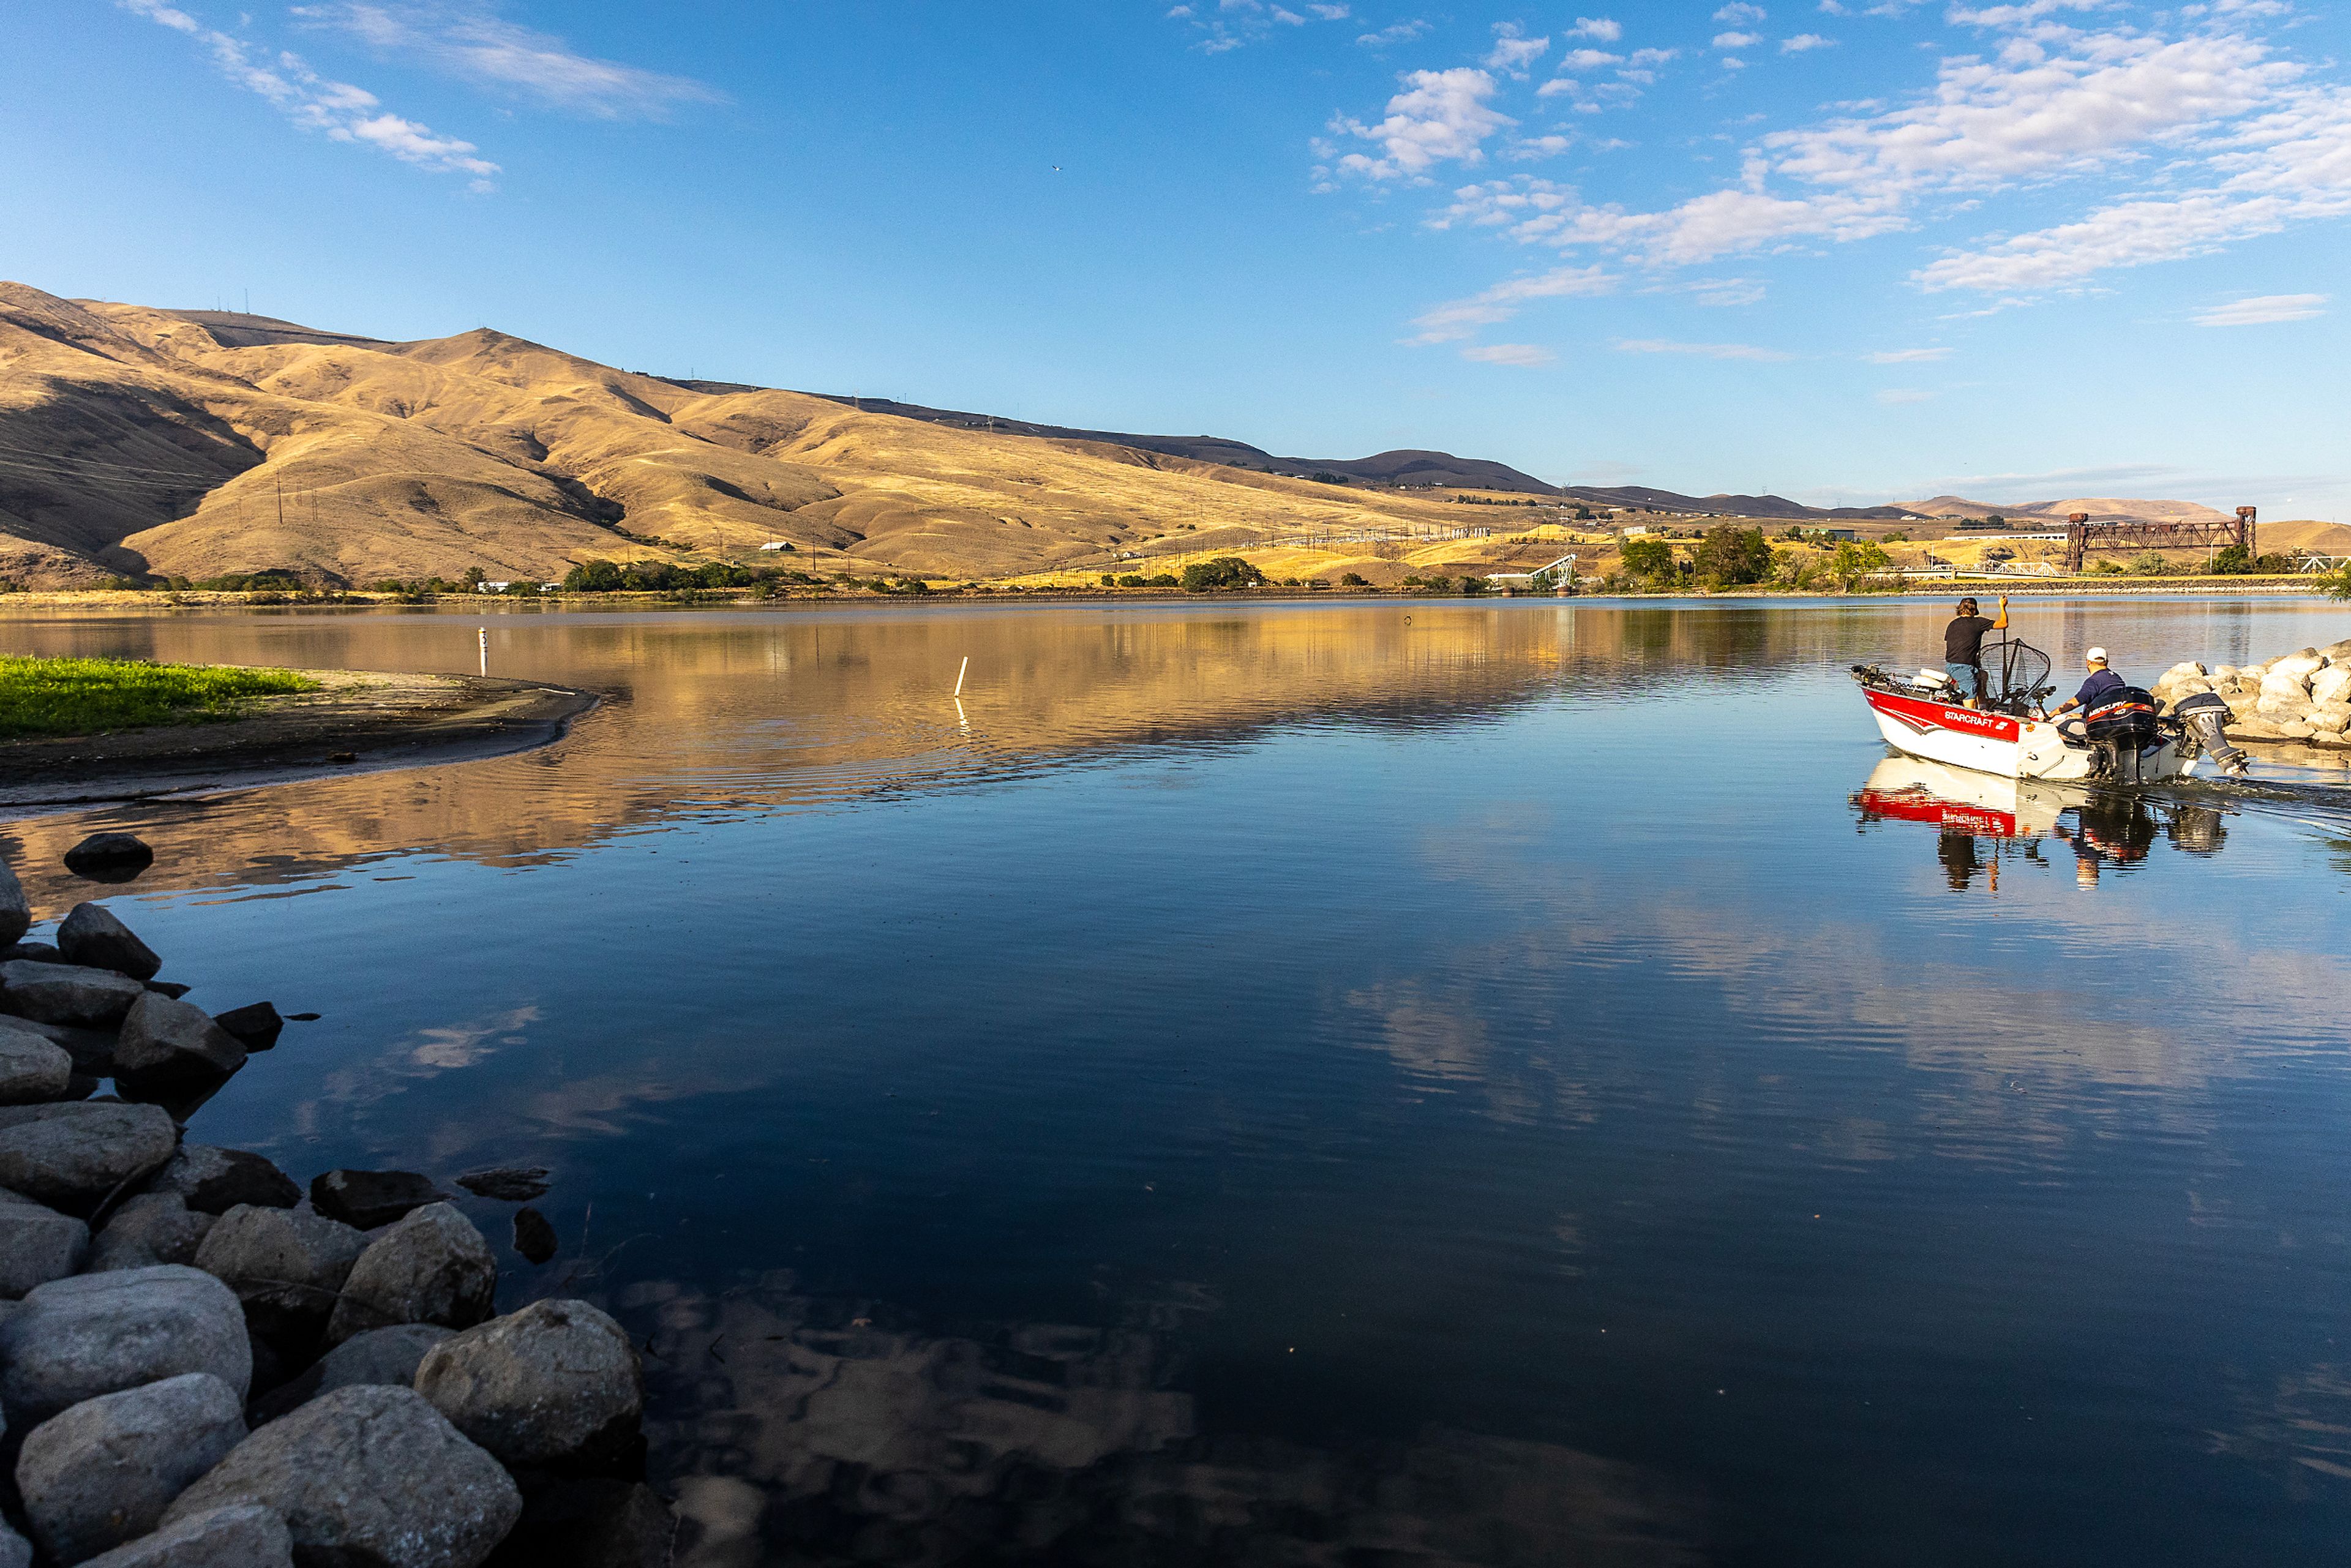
<box><xmin>1944</xmin><ymin>615</ymin><xmax>1995</xmax><ymax>665</ymax></box>
<box><xmin>2075</xmin><ymin>669</ymin><xmax>2127</xmax><ymax>708</ymax></box>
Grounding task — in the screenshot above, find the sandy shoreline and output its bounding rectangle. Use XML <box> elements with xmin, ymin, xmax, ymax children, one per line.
<box><xmin>0</xmin><ymin>671</ymin><xmax>599</xmax><ymax>809</ymax></box>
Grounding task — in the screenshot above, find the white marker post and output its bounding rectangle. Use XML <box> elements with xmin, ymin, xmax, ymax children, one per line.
<box><xmin>478</xmin><ymin>627</ymin><xmax>488</xmax><ymax>677</ymax></box>
<box><xmin>954</xmin><ymin>656</ymin><xmax>969</xmax><ymax>697</ymax></box>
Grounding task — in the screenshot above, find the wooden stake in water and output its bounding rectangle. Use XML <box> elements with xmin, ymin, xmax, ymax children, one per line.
<box><xmin>478</xmin><ymin>627</ymin><xmax>488</xmax><ymax>677</ymax></box>
<box><xmin>954</xmin><ymin>656</ymin><xmax>969</xmax><ymax>697</ymax></box>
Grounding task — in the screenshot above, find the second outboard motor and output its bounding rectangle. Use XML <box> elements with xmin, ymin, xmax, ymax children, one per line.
<box><xmin>2084</xmin><ymin>685</ymin><xmax>2161</xmax><ymax>782</ymax></box>
<box><xmin>2167</xmin><ymin>689</ymin><xmax>2248</xmax><ymax>778</ymax></box>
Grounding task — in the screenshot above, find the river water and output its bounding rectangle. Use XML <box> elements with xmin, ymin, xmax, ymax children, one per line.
<box><xmin>5</xmin><ymin>595</ymin><xmax>2350</xmax><ymax>1566</ymax></box>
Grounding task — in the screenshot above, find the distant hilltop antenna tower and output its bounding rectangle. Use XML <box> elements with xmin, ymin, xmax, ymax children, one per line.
<box><xmin>2062</xmin><ymin>505</ymin><xmax>2255</xmax><ymax>573</ymax></box>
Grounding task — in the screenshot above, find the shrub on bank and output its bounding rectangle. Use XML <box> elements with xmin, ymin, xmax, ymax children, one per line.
<box><xmin>1179</xmin><ymin>557</ymin><xmax>1264</xmax><ymax>591</ymax></box>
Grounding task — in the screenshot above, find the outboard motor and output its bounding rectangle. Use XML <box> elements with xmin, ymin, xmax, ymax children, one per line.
<box><xmin>2167</xmin><ymin>690</ymin><xmax>2248</xmax><ymax>778</ymax></box>
<box><xmin>2083</xmin><ymin>685</ymin><xmax>2160</xmax><ymax>782</ymax></box>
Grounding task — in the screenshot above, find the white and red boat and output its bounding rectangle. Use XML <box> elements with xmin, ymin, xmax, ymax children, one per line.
<box><xmin>1851</xmin><ymin>638</ymin><xmax>2244</xmax><ymax>783</ymax></box>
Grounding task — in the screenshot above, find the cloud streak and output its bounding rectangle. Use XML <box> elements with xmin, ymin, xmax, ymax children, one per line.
<box><xmin>2192</xmin><ymin>293</ymin><xmax>2328</xmax><ymax>326</ymax></box>
<box><xmin>117</xmin><ymin>0</ymin><xmax>498</xmax><ymax>184</ymax></box>
<box><xmin>292</xmin><ymin>2</ymin><xmax>721</xmax><ymax>118</ymax></box>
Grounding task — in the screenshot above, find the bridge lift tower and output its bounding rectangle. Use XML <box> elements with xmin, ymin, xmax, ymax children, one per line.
<box><xmin>2062</xmin><ymin>506</ymin><xmax>2255</xmax><ymax>574</ymax></box>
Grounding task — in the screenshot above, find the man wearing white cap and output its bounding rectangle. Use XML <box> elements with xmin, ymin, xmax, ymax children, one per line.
<box><xmin>2036</xmin><ymin>647</ymin><xmax>2126</xmax><ymax>730</ymax></box>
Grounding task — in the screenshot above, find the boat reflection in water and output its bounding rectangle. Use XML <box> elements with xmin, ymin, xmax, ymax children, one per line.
<box><xmin>1851</xmin><ymin>755</ymin><xmax>2229</xmax><ymax>891</ymax></box>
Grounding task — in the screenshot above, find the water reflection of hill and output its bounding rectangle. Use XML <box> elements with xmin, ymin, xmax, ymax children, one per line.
<box><xmin>627</xmin><ymin>1274</ymin><xmax>1702</xmax><ymax>1567</ymax></box>
<box><xmin>1</xmin><ymin>604</ymin><xmax>1898</xmax><ymax>917</ymax></box>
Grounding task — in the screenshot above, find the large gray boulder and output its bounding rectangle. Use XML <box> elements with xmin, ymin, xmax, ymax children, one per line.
<box><xmin>141</xmin><ymin>1146</ymin><xmax>299</xmax><ymax>1215</ymax></box>
<box><xmin>195</xmin><ymin>1205</ymin><xmax>368</xmax><ymax>1345</ymax></box>
<box><xmin>0</xmin><ymin>1518</ymin><xmax>26</xmax><ymax>1568</ymax></box>
<box><xmin>251</xmin><ymin>1323</ymin><xmax>452</xmax><ymax>1424</ymax></box>
<box><xmin>76</xmin><ymin>1506</ymin><xmax>291</xmax><ymax>1568</ymax></box>
<box><xmin>414</xmin><ymin>1299</ymin><xmax>642</xmax><ymax>1472</ymax></box>
<box><xmin>0</xmin><ymin>857</ymin><xmax>27</xmax><ymax>947</ymax></box>
<box><xmin>0</xmin><ymin>1024</ymin><xmax>72</xmax><ymax>1105</ymax></box>
<box><xmin>115</xmin><ymin>995</ymin><xmax>245</xmax><ymax>1088</ymax></box>
<box><xmin>89</xmin><ymin>1193</ymin><xmax>216</xmax><ymax>1272</ymax></box>
<box><xmin>162</xmin><ymin>1385</ymin><xmax>520</xmax><ymax>1568</ymax></box>
<box><xmin>0</xmin><ymin>961</ymin><xmax>145</xmax><ymax>1027</ymax></box>
<box><xmin>326</xmin><ymin>1203</ymin><xmax>496</xmax><ymax>1346</ymax></box>
<box><xmin>0</xmin><ymin>1100</ymin><xmax>177</xmax><ymax>1215</ymax></box>
<box><xmin>56</xmin><ymin>905</ymin><xmax>162</xmax><ymax>983</ymax></box>
<box><xmin>15</xmin><ymin>1371</ymin><xmax>247</xmax><ymax>1563</ymax></box>
<box><xmin>0</xmin><ymin>1265</ymin><xmax>251</xmax><ymax>1428</ymax></box>
<box><xmin>0</xmin><ymin>1187</ymin><xmax>89</xmax><ymax>1299</ymax></box>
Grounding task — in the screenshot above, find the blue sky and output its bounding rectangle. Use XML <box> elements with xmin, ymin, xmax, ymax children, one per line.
<box><xmin>6</xmin><ymin>1</ymin><xmax>2347</xmax><ymax>513</ymax></box>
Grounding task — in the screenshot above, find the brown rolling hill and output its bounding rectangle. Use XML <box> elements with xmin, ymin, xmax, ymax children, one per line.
<box><xmin>0</xmin><ymin>283</ymin><xmax>1548</xmax><ymax>588</ymax></box>
<box><xmin>0</xmin><ymin>280</ymin><xmax>2276</xmax><ymax>587</ymax></box>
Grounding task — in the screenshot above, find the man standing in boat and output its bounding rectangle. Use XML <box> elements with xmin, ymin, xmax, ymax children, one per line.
<box><xmin>1943</xmin><ymin>595</ymin><xmax>2008</xmax><ymax>708</ymax></box>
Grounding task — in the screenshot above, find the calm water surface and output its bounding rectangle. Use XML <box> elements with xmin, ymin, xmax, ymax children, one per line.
<box><xmin>6</xmin><ymin>596</ymin><xmax>2351</xmax><ymax>1566</ymax></box>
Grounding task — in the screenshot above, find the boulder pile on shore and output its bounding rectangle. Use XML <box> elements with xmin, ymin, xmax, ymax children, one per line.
<box><xmin>0</xmin><ymin>843</ymin><xmax>670</xmax><ymax>1568</ymax></box>
<box><xmin>2154</xmin><ymin>637</ymin><xmax>2351</xmax><ymax>746</ymax></box>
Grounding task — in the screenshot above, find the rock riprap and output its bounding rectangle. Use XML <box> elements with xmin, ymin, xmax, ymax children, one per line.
<box><xmin>0</xmin><ymin>1024</ymin><xmax>73</xmax><ymax>1106</ymax></box>
<box><xmin>115</xmin><ymin>994</ymin><xmax>246</xmax><ymax>1088</ymax></box>
<box><xmin>250</xmin><ymin>1324</ymin><xmax>453</xmax><ymax>1424</ymax></box>
<box><xmin>0</xmin><ymin>857</ymin><xmax>28</xmax><ymax>947</ymax></box>
<box><xmin>55</xmin><ymin>904</ymin><xmax>163</xmax><ymax>982</ymax></box>
<box><xmin>2156</xmin><ymin>638</ymin><xmax>2351</xmax><ymax>743</ymax></box>
<box><xmin>141</xmin><ymin>1144</ymin><xmax>301</xmax><ymax>1215</ymax></box>
<box><xmin>195</xmin><ymin>1204</ymin><xmax>369</xmax><ymax>1346</ymax></box>
<box><xmin>0</xmin><ymin>848</ymin><xmax>662</xmax><ymax>1567</ymax></box>
<box><xmin>0</xmin><ymin>960</ymin><xmax>146</xmax><ymax>1028</ymax></box>
<box><xmin>0</xmin><ymin>1265</ymin><xmax>251</xmax><ymax>1428</ymax></box>
<box><xmin>326</xmin><ymin>1202</ymin><xmax>497</xmax><ymax>1344</ymax></box>
<box><xmin>310</xmin><ymin>1168</ymin><xmax>452</xmax><ymax>1230</ymax></box>
<box><xmin>415</xmin><ymin>1299</ymin><xmax>645</xmax><ymax>1472</ymax></box>
<box><xmin>163</xmin><ymin>1384</ymin><xmax>522</xmax><ymax>1568</ymax></box>
<box><xmin>0</xmin><ymin>1100</ymin><xmax>177</xmax><ymax>1214</ymax></box>
<box><xmin>77</xmin><ymin>1504</ymin><xmax>291</xmax><ymax>1567</ymax></box>
<box><xmin>14</xmin><ymin>1371</ymin><xmax>247</xmax><ymax>1562</ymax></box>
<box><xmin>88</xmin><ymin>1193</ymin><xmax>216</xmax><ymax>1272</ymax></box>
<box><xmin>0</xmin><ymin>1186</ymin><xmax>89</xmax><ymax>1299</ymax></box>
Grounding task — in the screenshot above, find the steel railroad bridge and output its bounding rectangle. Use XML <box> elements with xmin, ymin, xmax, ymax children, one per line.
<box><xmin>2061</xmin><ymin>506</ymin><xmax>2255</xmax><ymax>572</ymax></box>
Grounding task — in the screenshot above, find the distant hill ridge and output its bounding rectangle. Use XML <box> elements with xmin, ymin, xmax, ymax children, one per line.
<box><xmin>0</xmin><ymin>281</ymin><xmax>2252</xmax><ymax>585</ymax></box>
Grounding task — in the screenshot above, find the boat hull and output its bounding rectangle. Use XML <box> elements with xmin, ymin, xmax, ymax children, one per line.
<box><xmin>1859</xmin><ymin>685</ymin><xmax>2194</xmax><ymax>781</ymax></box>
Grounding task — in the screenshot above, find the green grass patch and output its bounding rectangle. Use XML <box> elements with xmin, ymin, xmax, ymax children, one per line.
<box><xmin>0</xmin><ymin>655</ymin><xmax>318</xmax><ymax>738</ymax></box>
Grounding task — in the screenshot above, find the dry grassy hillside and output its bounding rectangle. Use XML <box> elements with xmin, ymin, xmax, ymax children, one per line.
<box><xmin>0</xmin><ymin>282</ymin><xmax>1480</xmax><ymax>587</ymax></box>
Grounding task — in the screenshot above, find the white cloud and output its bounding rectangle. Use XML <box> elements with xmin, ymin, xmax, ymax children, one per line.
<box><xmin>1462</xmin><ymin>343</ymin><xmax>1558</xmax><ymax>365</ymax></box>
<box><xmin>1721</xmin><ymin>56</ymin><xmax>1747</xmax><ymax>70</ymax></box>
<box><xmin>2192</xmin><ymin>292</ymin><xmax>2329</xmax><ymax>325</ymax></box>
<box><xmin>1408</xmin><ymin>263</ymin><xmax>1616</xmax><ymax>341</ymax></box>
<box><xmin>1562</xmin><ymin>48</ymin><xmax>1623</xmax><ymax>69</ymax></box>
<box><xmin>293</xmin><ymin>3</ymin><xmax>718</xmax><ymax>116</ymax></box>
<box><xmin>1865</xmin><ymin>347</ymin><xmax>1952</xmax><ymax>361</ymax></box>
<box><xmin>1569</xmin><ymin>17</ymin><xmax>1623</xmax><ymax>41</ymax></box>
<box><xmin>1614</xmin><ymin>337</ymin><xmax>1794</xmax><ymax>360</ymax></box>
<box><xmin>1692</xmin><ymin>276</ymin><xmax>1768</xmax><ymax>305</ymax></box>
<box><xmin>1714</xmin><ymin>2</ymin><xmax>1768</xmax><ymax>20</ymax></box>
<box><xmin>1630</xmin><ymin>47</ymin><xmax>1679</xmax><ymax>66</ymax></box>
<box><xmin>1434</xmin><ymin>22</ymin><xmax>2316</xmax><ymax>281</ymax></box>
<box><xmin>1875</xmin><ymin>388</ymin><xmax>1935</xmax><ymax>403</ymax></box>
<box><xmin>1484</xmin><ymin>24</ymin><xmax>1550</xmax><ymax>75</ymax></box>
<box><xmin>1780</xmin><ymin>32</ymin><xmax>1835</xmax><ymax>52</ymax></box>
<box><xmin>1507</xmin><ymin>133</ymin><xmax>1574</xmax><ymax>160</ymax></box>
<box><xmin>117</xmin><ymin>0</ymin><xmax>498</xmax><ymax>182</ymax></box>
<box><xmin>1355</xmin><ymin>18</ymin><xmax>1429</xmax><ymax>47</ymax></box>
<box><xmin>1331</xmin><ymin>67</ymin><xmax>1512</xmax><ymax>180</ymax></box>
<box><xmin>1916</xmin><ymin>80</ymin><xmax>2351</xmax><ymax>291</ymax></box>
<box><xmin>1713</xmin><ymin>31</ymin><xmax>1762</xmax><ymax>48</ymax></box>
